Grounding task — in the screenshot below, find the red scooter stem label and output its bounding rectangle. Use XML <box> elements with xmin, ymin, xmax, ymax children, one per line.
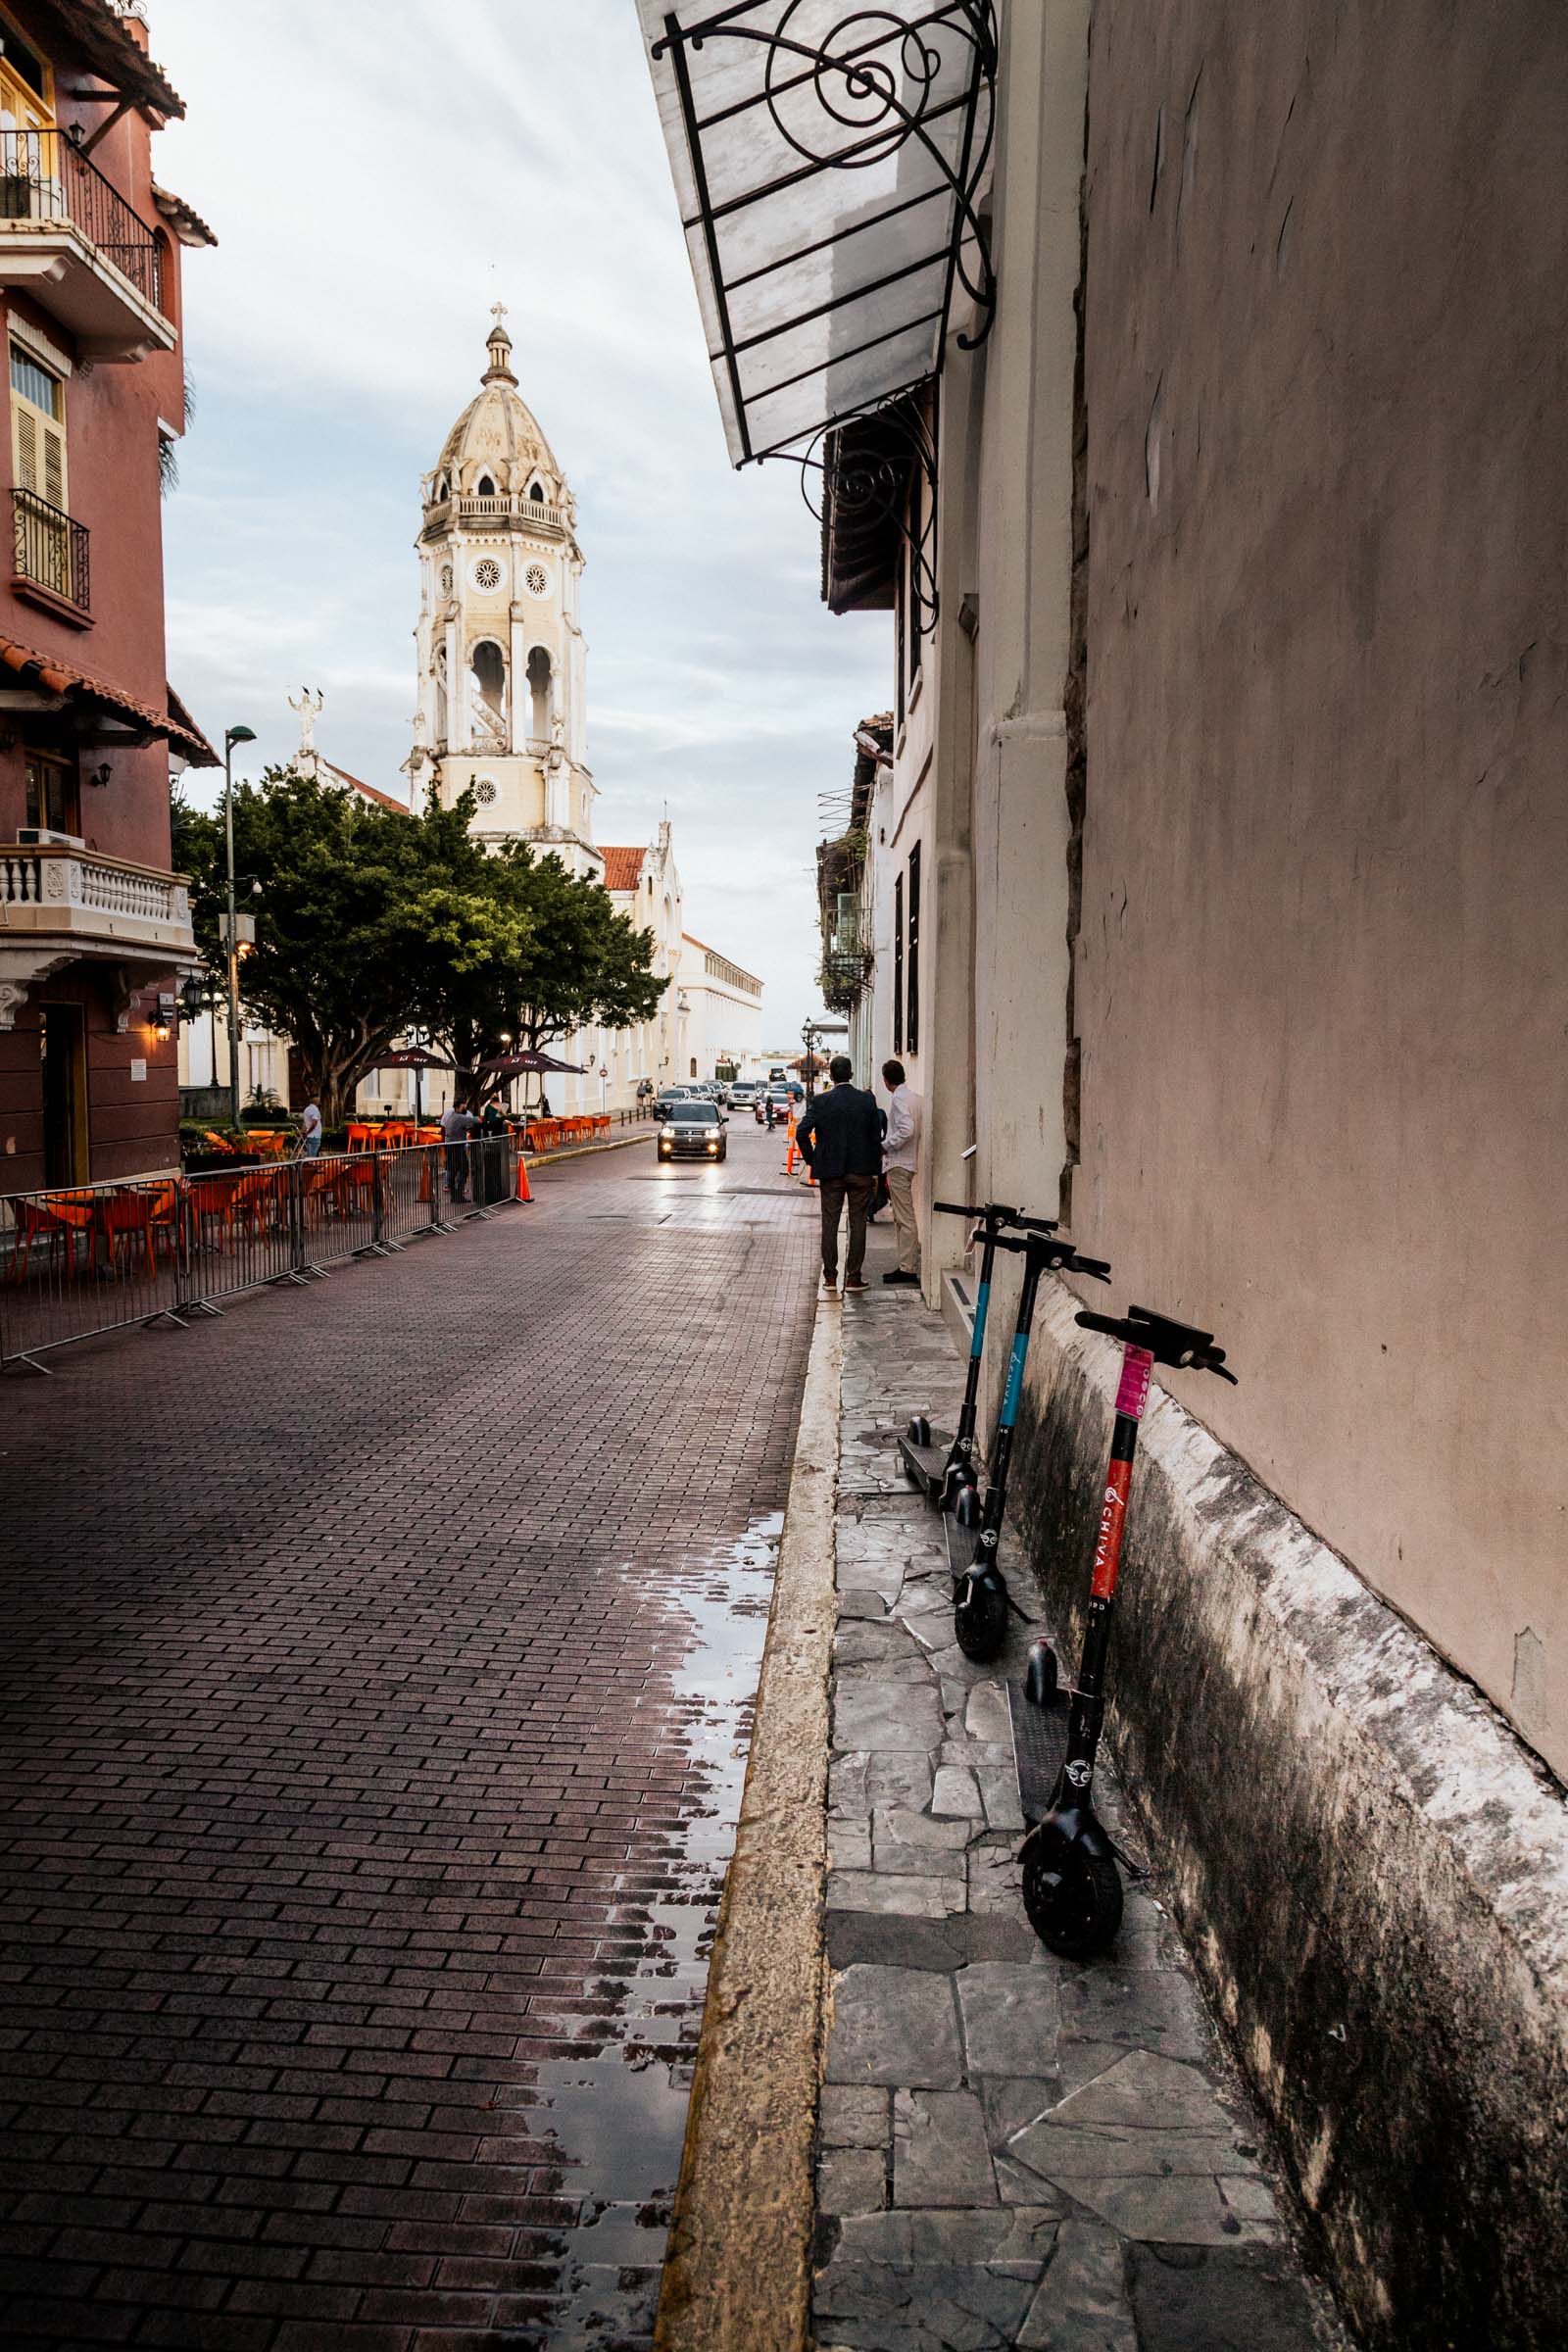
<box><xmin>1114</xmin><ymin>1346</ymin><xmax>1153</xmax><ymax>1421</ymax></box>
<box><xmin>1092</xmin><ymin>1348</ymin><xmax>1153</xmax><ymax>1599</ymax></box>
<box><xmin>1091</xmin><ymin>1455</ymin><xmax>1133</xmax><ymax>1598</ymax></box>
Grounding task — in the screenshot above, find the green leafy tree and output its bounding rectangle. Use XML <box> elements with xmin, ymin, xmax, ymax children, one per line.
<box><xmin>173</xmin><ymin>768</ymin><xmax>665</xmax><ymax>1122</ymax></box>
<box><xmin>430</xmin><ymin>837</ymin><xmax>665</xmax><ymax>1103</ymax></box>
<box><xmin>174</xmin><ymin>767</ymin><xmax>525</xmax><ymax>1126</ymax></box>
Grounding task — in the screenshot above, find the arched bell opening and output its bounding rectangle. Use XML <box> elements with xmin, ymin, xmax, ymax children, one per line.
<box><xmin>470</xmin><ymin>639</ymin><xmax>508</xmax><ymax>745</ymax></box>
<box><xmin>527</xmin><ymin>645</ymin><xmax>553</xmax><ymax>743</ymax></box>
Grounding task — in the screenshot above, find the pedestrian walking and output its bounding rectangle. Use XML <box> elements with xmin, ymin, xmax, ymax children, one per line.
<box><xmin>796</xmin><ymin>1054</ymin><xmax>882</xmax><ymax>1296</ymax></box>
<box><xmin>442</xmin><ymin>1100</ymin><xmax>479</xmax><ymax>1200</ymax></box>
<box><xmin>299</xmin><ymin>1097</ymin><xmax>323</xmax><ymax>1159</ymax></box>
<box><xmin>881</xmin><ymin>1058</ymin><xmax>923</xmax><ymax>1287</ymax></box>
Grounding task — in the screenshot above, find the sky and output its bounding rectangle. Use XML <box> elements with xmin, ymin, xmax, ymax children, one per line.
<box><xmin>149</xmin><ymin>0</ymin><xmax>890</xmax><ymax>1048</ymax></box>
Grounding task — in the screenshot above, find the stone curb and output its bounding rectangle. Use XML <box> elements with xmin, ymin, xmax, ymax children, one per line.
<box><xmin>654</xmin><ymin>1291</ymin><xmax>843</xmax><ymax>2352</ymax></box>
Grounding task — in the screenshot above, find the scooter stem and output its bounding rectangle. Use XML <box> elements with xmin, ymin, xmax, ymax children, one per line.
<box><xmin>1058</xmin><ymin>1344</ymin><xmax>1153</xmax><ymax>1799</ymax></box>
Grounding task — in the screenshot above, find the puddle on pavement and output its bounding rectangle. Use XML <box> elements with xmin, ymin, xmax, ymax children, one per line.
<box><xmin>490</xmin><ymin>1512</ymin><xmax>782</xmax><ymax>2349</ymax></box>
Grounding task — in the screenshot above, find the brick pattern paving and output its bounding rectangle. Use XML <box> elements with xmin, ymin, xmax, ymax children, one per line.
<box><xmin>0</xmin><ymin>1130</ymin><xmax>818</xmax><ymax>2349</ymax></box>
<box><xmin>812</xmin><ymin>1244</ymin><xmax>1341</xmax><ymax>2351</ymax></box>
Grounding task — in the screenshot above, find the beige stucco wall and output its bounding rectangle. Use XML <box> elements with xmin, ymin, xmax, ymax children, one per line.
<box><xmin>1075</xmin><ymin>0</ymin><xmax>1568</xmax><ymax>1771</ymax></box>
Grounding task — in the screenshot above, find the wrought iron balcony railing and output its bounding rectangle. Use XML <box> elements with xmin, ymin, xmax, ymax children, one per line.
<box><xmin>0</xmin><ymin>125</ymin><xmax>162</xmax><ymax>311</ymax></box>
<box><xmin>12</xmin><ymin>487</ymin><xmax>90</xmax><ymax>614</ymax></box>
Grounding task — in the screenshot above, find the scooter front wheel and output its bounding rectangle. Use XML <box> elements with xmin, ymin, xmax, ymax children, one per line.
<box><xmin>1022</xmin><ymin>1840</ymin><xmax>1123</xmax><ymax>1959</ymax></box>
<box><xmin>954</xmin><ymin>1571</ymin><xmax>1008</xmax><ymax>1662</ymax></box>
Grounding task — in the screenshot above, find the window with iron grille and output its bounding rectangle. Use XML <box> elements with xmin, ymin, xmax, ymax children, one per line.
<box><xmin>906</xmin><ymin>842</ymin><xmax>921</xmax><ymax>1055</ymax></box>
<box><xmin>893</xmin><ymin>871</ymin><xmax>905</xmax><ymax>1056</ymax></box>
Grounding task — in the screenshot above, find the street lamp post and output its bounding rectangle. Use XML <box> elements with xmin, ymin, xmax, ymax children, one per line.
<box><xmin>222</xmin><ymin>724</ymin><xmax>257</xmax><ymax>1130</ymax></box>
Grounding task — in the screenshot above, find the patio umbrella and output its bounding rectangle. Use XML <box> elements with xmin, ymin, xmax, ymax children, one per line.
<box><xmin>379</xmin><ymin>1048</ymin><xmax>458</xmax><ymax>1070</ymax></box>
<box><xmin>475</xmin><ymin>1049</ymin><xmax>587</xmax><ymax>1078</ymax></box>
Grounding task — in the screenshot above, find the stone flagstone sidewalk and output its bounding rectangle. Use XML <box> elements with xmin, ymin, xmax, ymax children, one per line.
<box><xmin>810</xmin><ymin>1251</ymin><xmax>1346</xmax><ymax>2352</ymax></box>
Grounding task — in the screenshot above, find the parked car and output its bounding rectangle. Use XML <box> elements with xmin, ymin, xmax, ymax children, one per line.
<box><xmin>756</xmin><ymin>1085</ymin><xmax>795</xmax><ymax>1125</ymax></box>
<box><xmin>658</xmin><ymin>1100</ymin><xmax>728</xmax><ymax>1162</ymax></box>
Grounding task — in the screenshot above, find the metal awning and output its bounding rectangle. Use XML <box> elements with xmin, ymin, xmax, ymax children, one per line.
<box><xmin>639</xmin><ymin>2</ymin><xmax>996</xmax><ymax>466</ymax></box>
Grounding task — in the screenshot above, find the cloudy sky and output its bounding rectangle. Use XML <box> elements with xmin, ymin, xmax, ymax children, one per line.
<box><xmin>150</xmin><ymin>0</ymin><xmax>890</xmax><ymax>1046</ymax></box>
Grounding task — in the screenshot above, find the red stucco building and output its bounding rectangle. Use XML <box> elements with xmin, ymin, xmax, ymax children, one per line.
<box><xmin>0</xmin><ymin>0</ymin><xmax>214</xmax><ymax>1192</ymax></box>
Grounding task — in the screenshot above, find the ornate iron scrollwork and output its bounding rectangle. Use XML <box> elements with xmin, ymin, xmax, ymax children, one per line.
<box><xmin>653</xmin><ymin>3</ymin><xmax>999</xmax><ymax>362</ymax></box>
<box><xmin>785</xmin><ymin>388</ymin><xmax>941</xmax><ymax>632</ymax></box>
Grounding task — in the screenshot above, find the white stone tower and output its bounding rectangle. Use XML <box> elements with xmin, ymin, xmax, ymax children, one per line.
<box><xmin>406</xmin><ymin>309</ymin><xmax>600</xmax><ymax>878</ymax></box>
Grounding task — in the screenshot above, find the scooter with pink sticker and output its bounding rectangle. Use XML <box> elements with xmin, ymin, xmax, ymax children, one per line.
<box><xmin>1009</xmin><ymin>1305</ymin><xmax>1236</xmax><ymax>1959</ymax></box>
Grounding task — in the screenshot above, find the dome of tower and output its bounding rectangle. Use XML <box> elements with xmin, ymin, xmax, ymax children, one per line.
<box><xmin>424</xmin><ymin>310</ymin><xmax>564</xmax><ymax>505</ymax></box>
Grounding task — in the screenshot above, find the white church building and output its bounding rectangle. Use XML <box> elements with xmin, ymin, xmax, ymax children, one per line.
<box><xmin>185</xmin><ymin>316</ymin><xmax>760</xmax><ymax>1124</ymax></box>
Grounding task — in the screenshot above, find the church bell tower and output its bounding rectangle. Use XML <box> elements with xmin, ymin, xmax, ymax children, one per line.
<box><xmin>406</xmin><ymin>309</ymin><xmax>599</xmax><ymax>877</ymax></box>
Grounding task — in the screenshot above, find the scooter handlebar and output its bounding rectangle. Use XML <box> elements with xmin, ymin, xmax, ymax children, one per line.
<box><xmin>993</xmin><ymin>1234</ymin><xmax>1112</xmax><ymax>1281</ymax></box>
<box><xmin>1074</xmin><ymin>1304</ymin><xmax>1239</xmax><ymax>1383</ymax></box>
<box><xmin>933</xmin><ymin>1200</ymin><xmax>1059</xmax><ymax>1233</ymax></box>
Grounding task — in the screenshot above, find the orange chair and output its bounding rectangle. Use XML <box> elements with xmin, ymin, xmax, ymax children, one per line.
<box><xmin>347</xmin><ymin>1123</ymin><xmax>374</xmax><ymax>1153</ymax></box>
<box><xmin>98</xmin><ymin>1187</ymin><xmax>161</xmax><ymax>1279</ymax></box>
<box><xmin>186</xmin><ymin>1174</ymin><xmax>244</xmax><ymax>1253</ymax></box>
<box><xmin>7</xmin><ymin>1195</ymin><xmax>75</xmax><ymax>1283</ymax></box>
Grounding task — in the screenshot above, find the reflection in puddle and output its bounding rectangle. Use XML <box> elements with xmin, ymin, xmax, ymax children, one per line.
<box><xmin>489</xmin><ymin>1513</ymin><xmax>782</xmax><ymax>2348</ymax></box>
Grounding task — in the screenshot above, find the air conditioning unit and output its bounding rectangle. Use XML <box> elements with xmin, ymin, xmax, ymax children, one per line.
<box><xmin>16</xmin><ymin>827</ymin><xmax>84</xmax><ymax>848</ymax></box>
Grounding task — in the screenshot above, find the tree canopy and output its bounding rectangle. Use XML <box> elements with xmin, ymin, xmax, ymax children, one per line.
<box><xmin>173</xmin><ymin>767</ymin><xmax>666</xmax><ymax>1119</ymax></box>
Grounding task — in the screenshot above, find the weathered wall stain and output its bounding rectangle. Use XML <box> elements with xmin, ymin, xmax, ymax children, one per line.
<box><xmin>1011</xmin><ymin>1282</ymin><xmax>1568</xmax><ymax>2349</ymax></box>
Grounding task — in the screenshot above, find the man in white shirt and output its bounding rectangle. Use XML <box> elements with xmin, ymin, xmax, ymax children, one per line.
<box><xmin>880</xmin><ymin>1058</ymin><xmax>922</xmax><ymax>1287</ymax></box>
<box><xmin>299</xmin><ymin>1099</ymin><xmax>322</xmax><ymax>1158</ymax></box>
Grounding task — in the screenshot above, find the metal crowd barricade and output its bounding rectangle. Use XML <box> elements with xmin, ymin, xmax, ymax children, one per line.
<box><xmin>0</xmin><ymin>1136</ymin><xmax>520</xmax><ymax>1373</ymax></box>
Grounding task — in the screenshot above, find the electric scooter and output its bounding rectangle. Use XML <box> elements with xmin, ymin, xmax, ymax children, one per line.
<box><xmin>950</xmin><ymin>1228</ymin><xmax>1112</xmax><ymax>1663</ymax></box>
<box><xmin>899</xmin><ymin>1201</ymin><xmax>1060</xmax><ymax>1511</ymax></box>
<box><xmin>1009</xmin><ymin>1304</ymin><xmax>1236</xmax><ymax>1959</ymax></box>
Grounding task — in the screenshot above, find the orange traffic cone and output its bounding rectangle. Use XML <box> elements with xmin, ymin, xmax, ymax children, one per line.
<box><xmin>515</xmin><ymin>1151</ymin><xmax>533</xmax><ymax>1202</ymax></box>
<box><xmin>784</xmin><ymin>1110</ymin><xmax>797</xmax><ymax>1174</ymax></box>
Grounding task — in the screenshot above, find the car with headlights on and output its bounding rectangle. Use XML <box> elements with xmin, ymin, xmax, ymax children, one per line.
<box><xmin>658</xmin><ymin>1099</ymin><xmax>728</xmax><ymax>1162</ymax></box>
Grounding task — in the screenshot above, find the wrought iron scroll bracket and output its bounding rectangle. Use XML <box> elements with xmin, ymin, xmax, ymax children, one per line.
<box><xmin>653</xmin><ymin>3</ymin><xmax>1000</xmax><ymax>371</ymax></box>
<box><xmin>767</xmin><ymin>389</ymin><xmax>942</xmax><ymax>634</ymax></box>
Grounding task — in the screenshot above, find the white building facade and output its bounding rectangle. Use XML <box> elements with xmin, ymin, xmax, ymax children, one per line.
<box><xmin>676</xmin><ymin>931</ymin><xmax>762</xmax><ymax>1081</ymax></box>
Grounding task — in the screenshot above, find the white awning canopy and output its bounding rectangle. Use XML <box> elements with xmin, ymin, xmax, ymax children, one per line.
<box><xmin>638</xmin><ymin>2</ymin><xmax>997</xmax><ymax>466</ymax></box>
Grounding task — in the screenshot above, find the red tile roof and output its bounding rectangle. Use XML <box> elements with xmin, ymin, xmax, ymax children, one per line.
<box><xmin>321</xmin><ymin>760</ymin><xmax>408</xmax><ymax>814</ymax></box>
<box><xmin>0</xmin><ymin>635</ymin><xmax>218</xmax><ymax>764</ymax></box>
<box><xmin>601</xmin><ymin>846</ymin><xmax>648</xmax><ymax>892</ymax></box>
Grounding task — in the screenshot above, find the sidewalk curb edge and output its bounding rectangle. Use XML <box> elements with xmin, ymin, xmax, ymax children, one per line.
<box><xmin>653</xmin><ymin>1292</ymin><xmax>842</xmax><ymax>2352</ymax></box>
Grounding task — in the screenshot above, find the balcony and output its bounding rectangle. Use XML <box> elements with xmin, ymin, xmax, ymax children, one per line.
<box><xmin>0</xmin><ymin>128</ymin><xmax>174</xmax><ymax>361</ymax></box>
<box><xmin>0</xmin><ymin>840</ymin><xmax>194</xmax><ymax>1027</ymax></box>
<box><xmin>422</xmin><ymin>493</ymin><xmax>570</xmax><ymax>541</ymax></box>
<box><xmin>12</xmin><ymin>488</ymin><xmax>89</xmax><ymax>620</ymax></box>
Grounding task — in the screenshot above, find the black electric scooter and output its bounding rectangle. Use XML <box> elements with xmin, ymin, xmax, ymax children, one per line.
<box><xmin>950</xmin><ymin>1228</ymin><xmax>1112</xmax><ymax>1663</ymax></box>
<box><xmin>899</xmin><ymin>1201</ymin><xmax>1061</xmax><ymax>1511</ymax></box>
<box><xmin>1008</xmin><ymin>1304</ymin><xmax>1236</xmax><ymax>1959</ymax></box>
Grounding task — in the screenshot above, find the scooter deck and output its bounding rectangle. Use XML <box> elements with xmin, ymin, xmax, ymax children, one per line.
<box><xmin>898</xmin><ymin>1431</ymin><xmax>953</xmax><ymax>1495</ymax></box>
<box><xmin>1007</xmin><ymin>1678</ymin><xmax>1072</xmax><ymax>1825</ymax></box>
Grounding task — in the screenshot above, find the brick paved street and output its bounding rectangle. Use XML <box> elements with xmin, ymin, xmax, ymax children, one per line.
<box><xmin>0</xmin><ymin>1123</ymin><xmax>819</xmax><ymax>2350</ymax></box>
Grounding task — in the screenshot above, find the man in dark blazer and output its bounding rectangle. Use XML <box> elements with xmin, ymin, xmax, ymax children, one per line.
<box><xmin>796</xmin><ymin>1055</ymin><xmax>883</xmax><ymax>1295</ymax></box>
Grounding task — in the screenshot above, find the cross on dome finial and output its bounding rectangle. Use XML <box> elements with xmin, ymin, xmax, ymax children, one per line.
<box><xmin>483</xmin><ymin>303</ymin><xmax>516</xmax><ymax>386</ymax></box>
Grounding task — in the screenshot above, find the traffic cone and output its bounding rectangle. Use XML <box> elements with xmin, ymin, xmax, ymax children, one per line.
<box><xmin>784</xmin><ymin>1110</ymin><xmax>797</xmax><ymax>1174</ymax></box>
<box><xmin>514</xmin><ymin>1151</ymin><xmax>533</xmax><ymax>1202</ymax></box>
